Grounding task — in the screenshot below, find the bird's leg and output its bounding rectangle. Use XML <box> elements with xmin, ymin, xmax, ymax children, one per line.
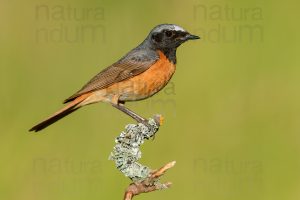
<box><xmin>112</xmin><ymin>103</ymin><xmax>149</xmax><ymax>125</ymax></box>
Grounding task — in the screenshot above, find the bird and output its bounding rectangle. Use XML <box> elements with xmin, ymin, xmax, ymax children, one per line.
<box><xmin>29</xmin><ymin>24</ymin><xmax>199</xmax><ymax>132</ymax></box>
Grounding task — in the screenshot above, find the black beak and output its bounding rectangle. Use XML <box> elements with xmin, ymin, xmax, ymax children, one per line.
<box><xmin>186</xmin><ymin>34</ymin><xmax>200</xmax><ymax>40</ymax></box>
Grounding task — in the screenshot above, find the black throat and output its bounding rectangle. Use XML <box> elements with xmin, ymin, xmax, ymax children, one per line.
<box><xmin>160</xmin><ymin>48</ymin><xmax>177</xmax><ymax>64</ymax></box>
<box><xmin>138</xmin><ymin>39</ymin><xmax>177</xmax><ymax>64</ymax></box>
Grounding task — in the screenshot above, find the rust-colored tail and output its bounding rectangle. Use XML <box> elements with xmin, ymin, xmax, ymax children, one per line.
<box><xmin>29</xmin><ymin>94</ymin><xmax>90</xmax><ymax>132</ymax></box>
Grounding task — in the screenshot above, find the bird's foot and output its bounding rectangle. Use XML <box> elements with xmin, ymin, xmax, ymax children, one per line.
<box><xmin>138</xmin><ymin>115</ymin><xmax>163</xmax><ymax>140</ymax></box>
<box><xmin>139</xmin><ymin>119</ymin><xmax>151</xmax><ymax>129</ymax></box>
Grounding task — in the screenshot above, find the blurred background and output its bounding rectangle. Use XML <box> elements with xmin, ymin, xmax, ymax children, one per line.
<box><xmin>1</xmin><ymin>0</ymin><xmax>300</xmax><ymax>199</ymax></box>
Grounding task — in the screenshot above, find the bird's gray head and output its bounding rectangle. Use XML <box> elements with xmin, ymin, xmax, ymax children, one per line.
<box><xmin>146</xmin><ymin>24</ymin><xmax>200</xmax><ymax>50</ymax></box>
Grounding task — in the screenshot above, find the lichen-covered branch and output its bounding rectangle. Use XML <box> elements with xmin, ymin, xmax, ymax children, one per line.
<box><xmin>109</xmin><ymin>115</ymin><xmax>175</xmax><ymax>199</ymax></box>
<box><xmin>123</xmin><ymin>161</ymin><xmax>175</xmax><ymax>200</ymax></box>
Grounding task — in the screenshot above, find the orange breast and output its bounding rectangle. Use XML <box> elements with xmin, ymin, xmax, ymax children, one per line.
<box><xmin>108</xmin><ymin>51</ymin><xmax>176</xmax><ymax>101</ymax></box>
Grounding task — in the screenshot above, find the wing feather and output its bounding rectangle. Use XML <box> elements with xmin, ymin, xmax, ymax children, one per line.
<box><xmin>63</xmin><ymin>49</ymin><xmax>158</xmax><ymax>103</ymax></box>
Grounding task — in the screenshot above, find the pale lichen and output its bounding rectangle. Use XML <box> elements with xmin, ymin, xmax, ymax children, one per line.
<box><xmin>109</xmin><ymin>117</ymin><xmax>160</xmax><ymax>182</ymax></box>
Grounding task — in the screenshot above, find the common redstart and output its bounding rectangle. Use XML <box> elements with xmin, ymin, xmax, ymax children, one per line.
<box><xmin>29</xmin><ymin>24</ymin><xmax>199</xmax><ymax>132</ymax></box>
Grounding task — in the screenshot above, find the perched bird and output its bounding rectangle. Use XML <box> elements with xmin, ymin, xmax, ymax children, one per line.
<box><xmin>29</xmin><ymin>24</ymin><xmax>199</xmax><ymax>132</ymax></box>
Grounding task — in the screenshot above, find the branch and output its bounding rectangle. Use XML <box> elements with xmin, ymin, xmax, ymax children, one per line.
<box><xmin>123</xmin><ymin>161</ymin><xmax>175</xmax><ymax>200</ymax></box>
<box><xmin>109</xmin><ymin>115</ymin><xmax>175</xmax><ymax>199</ymax></box>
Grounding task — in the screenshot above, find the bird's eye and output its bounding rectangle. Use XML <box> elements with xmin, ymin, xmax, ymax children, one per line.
<box><xmin>165</xmin><ymin>30</ymin><xmax>172</xmax><ymax>37</ymax></box>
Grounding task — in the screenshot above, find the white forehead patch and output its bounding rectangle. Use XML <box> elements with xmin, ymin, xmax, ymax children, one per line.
<box><xmin>172</xmin><ymin>25</ymin><xmax>186</xmax><ymax>32</ymax></box>
<box><xmin>151</xmin><ymin>24</ymin><xmax>187</xmax><ymax>33</ymax></box>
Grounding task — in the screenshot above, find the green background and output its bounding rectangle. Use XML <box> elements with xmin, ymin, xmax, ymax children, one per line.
<box><xmin>1</xmin><ymin>0</ymin><xmax>300</xmax><ymax>199</ymax></box>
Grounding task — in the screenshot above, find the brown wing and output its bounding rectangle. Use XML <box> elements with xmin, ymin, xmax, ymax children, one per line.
<box><xmin>63</xmin><ymin>49</ymin><xmax>159</xmax><ymax>103</ymax></box>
